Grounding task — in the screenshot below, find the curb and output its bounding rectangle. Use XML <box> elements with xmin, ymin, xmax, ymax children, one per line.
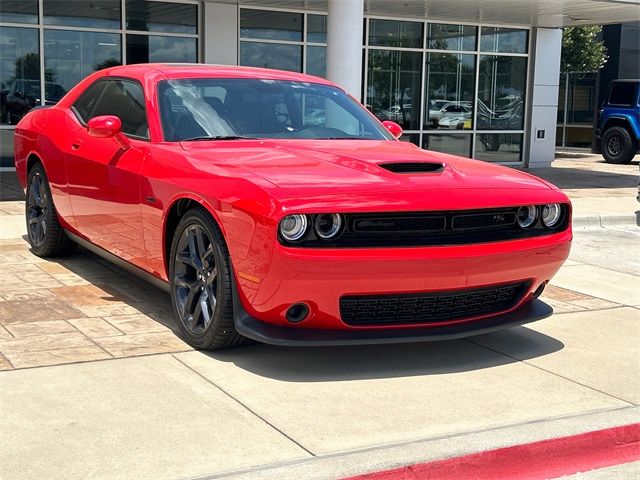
<box><xmin>202</xmin><ymin>406</ymin><xmax>640</xmax><ymax>480</ymax></box>
<box><xmin>345</xmin><ymin>423</ymin><xmax>640</xmax><ymax>480</ymax></box>
<box><xmin>572</xmin><ymin>213</ymin><xmax>639</xmax><ymax>229</ymax></box>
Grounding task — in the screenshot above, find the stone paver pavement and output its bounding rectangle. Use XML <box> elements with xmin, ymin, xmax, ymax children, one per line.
<box><xmin>0</xmin><ymin>237</ymin><xmax>192</xmax><ymax>370</ymax></box>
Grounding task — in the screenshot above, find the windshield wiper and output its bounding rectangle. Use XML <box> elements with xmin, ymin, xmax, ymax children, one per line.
<box><xmin>182</xmin><ymin>135</ymin><xmax>254</xmax><ymax>141</ymax></box>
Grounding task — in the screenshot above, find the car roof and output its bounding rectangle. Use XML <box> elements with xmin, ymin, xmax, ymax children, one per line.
<box><xmin>100</xmin><ymin>63</ymin><xmax>337</xmax><ymax>87</ymax></box>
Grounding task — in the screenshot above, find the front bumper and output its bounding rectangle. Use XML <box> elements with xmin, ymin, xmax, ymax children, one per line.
<box><xmin>231</xmin><ymin>275</ymin><xmax>553</xmax><ymax>346</ymax></box>
<box><xmin>232</xmin><ymin>230</ymin><xmax>571</xmax><ymax>330</ymax></box>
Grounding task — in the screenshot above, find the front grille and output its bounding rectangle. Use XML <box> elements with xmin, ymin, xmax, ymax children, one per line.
<box><xmin>352</xmin><ymin>214</ymin><xmax>445</xmax><ymax>234</ymax></box>
<box><xmin>451</xmin><ymin>211</ymin><xmax>516</xmax><ymax>231</ymax></box>
<box><xmin>340</xmin><ymin>281</ymin><xmax>530</xmax><ymax>326</ymax></box>
<box><xmin>278</xmin><ymin>205</ymin><xmax>570</xmax><ymax>248</ymax></box>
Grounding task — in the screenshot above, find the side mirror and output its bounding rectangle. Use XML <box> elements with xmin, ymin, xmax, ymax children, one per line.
<box><xmin>382</xmin><ymin>120</ymin><xmax>403</xmax><ymax>139</ymax></box>
<box><xmin>87</xmin><ymin>115</ymin><xmax>130</xmax><ymax>150</ymax></box>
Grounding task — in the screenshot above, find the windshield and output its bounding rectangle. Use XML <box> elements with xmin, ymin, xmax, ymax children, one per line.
<box><xmin>158</xmin><ymin>78</ymin><xmax>393</xmax><ymax>142</ymax></box>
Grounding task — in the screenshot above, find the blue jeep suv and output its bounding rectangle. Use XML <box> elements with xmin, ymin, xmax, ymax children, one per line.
<box><xmin>594</xmin><ymin>79</ymin><xmax>640</xmax><ymax>164</ymax></box>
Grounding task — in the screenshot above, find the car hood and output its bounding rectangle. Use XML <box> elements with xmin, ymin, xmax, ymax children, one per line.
<box><xmin>180</xmin><ymin>139</ymin><xmax>554</xmax><ymax>199</ymax></box>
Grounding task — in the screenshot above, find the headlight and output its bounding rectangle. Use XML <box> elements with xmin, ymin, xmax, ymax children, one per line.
<box><xmin>516</xmin><ymin>205</ymin><xmax>538</xmax><ymax>228</ymax></box>
<box><xmin>314</xmin><ymin>213</ymin><xmax>343</xmax><ymax>239</ymax></box>
<box><xmin>279</xmin><ymin>214</ymin><xmax>308</xmax><ymax>242</ymax></box>
<box><xmin>541</xmin><ymin>204</ymin><xmax>562</xmax><ymax>228</ymax></box>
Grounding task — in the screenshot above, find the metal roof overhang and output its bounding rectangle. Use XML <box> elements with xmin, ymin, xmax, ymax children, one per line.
<box><xmin>212</xmin><ymin>0</ymin><xmax>640</xmax><ymax>27</ymax></box>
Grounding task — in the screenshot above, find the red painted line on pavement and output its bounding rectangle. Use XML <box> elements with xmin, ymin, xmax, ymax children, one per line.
<box><xmin>346</xmin><ymin>423</ymin><xmax>640</xmax><ymax>480</ymax></box>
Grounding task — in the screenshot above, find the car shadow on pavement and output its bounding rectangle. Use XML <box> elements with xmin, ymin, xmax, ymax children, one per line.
<box><xmin>202</xmin><ymin>328</ymin><xmax>564</xmax><ymax>382</ymax></box>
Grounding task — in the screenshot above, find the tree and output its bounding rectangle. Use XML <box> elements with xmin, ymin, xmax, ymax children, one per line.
<box><xmin>561</xmin><ymin>26</ymin><xmax>608</xmax><ymax>73</ymax></box>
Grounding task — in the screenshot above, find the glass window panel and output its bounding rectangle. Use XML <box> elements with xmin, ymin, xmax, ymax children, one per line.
<box><xmin>427</xmin><ymin>23</ymin><xmax>476</xmax><ymax>51</ymax></box>
<box><xmin>608</xmin><ymin>82</ymin><xmax>637</xmax><ymax>106</ymax></box>
<box><xmin>44</xmin><ymin>30</ymin><xmax>121</xmax><ymax>103</ymax></box>
<box><xmin>240</xmin><ymin>42</ymin><xmax>302</xmax><ymax>73</ymax></box>
<box><xmin>367</xmin><ymin>50</ymin><xmax>422</xmax><ymax>130</ymax></box>
<box><xmin>307</xmin><ymin>15</ymin><xmax>327</xmax><ymax>43</ymax></box>
<box><xmin>477</xmin><ymin>55</ymin><xmax>527</xmax><ymax>130</ymax></box>
<box><xmin>306</xmin><ymin>46</ymin><xmax>326</xmax><ymax>77</ymax></box>
<box><xmin>567</xmin><ymin>73</ymin><xmax>596</xmax><ymax>124</ymax></box>
<box><xmin>556</xmin><ymin>126</ymin><xmax>564</xmax><ymax>147</ymax></box>
<box><xmin>1</xmin><ymin>130</ymin><xmax>16</xmax><ymax>168</ymax></box>
<box><xmin>0</xmin><ymin>0</ymin><xmax>38</xmax><ymax>24</ymax></box>
<box><xmin>424</xmin><ymin>53</ymin><xmax>475</xmax><ymax>130</ymax></box>
<box><xmin>423</xmin><ymin>133</ymin><xmax>472</xmax><ymax>157</ymax></box>
<box><xmin>126</xmin><ymin>0</ymin><xmax>197</xmax><ymax>35</ymax></box>
<box><xmin>0</xmin><ymin>27</ymin><xmax>40</xmax><ymax>126</ymax></box>
<box><xmin>557</xmin><ymin>73</ymin><xmax>566</xmax><ymax>123</ymax></box>
<box><xmin>126</xmin><ymin>35</ymin><xmax>196</xmax><ymax>64</ymax></box>
<box><xmin>44</xmin><ymin>0</ymin><xmax>121</xmax><ymax>29</ymax></box>
<box><xmin>475</xmin><ymin>133</ymin><xmax>523</xmax><ymax>162</ymax></box>
<box><xmin>369</xmin><ymin>19</ymin><xmax>423</xmax><ymax>49</ymax></box>
<box><xmin>565</xmin><ymin>127</ymin><xmax>593</xmax><ymax>148</ymax></box>
<box><xmin>240</xmin><ymin>10</ymin><xmax>302</xmax><ymax>42</ymax></box>
<box><xmin>480</xmin><ymin>27</ymin><xmax>528</xmax><ymax>54</ymax></box>
<box><xmin>400</xmin><ymin>133</ymin><xmax>420</xmax><ymax>146</ymax></box>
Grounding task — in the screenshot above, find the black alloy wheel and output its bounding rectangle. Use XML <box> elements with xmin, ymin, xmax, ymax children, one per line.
<box><xmin>25</xmin><ymin>163</ymin><xmax>76</xmax><ymax>257</ymax></box>
<box><xmin>601</xmin><ymin>126</ymin><xmax>636</xmax><ymax>164</ymax></box>
<box><xmin>27</xmin><ymin>170</ymin><xmax>47</xmax><ymax>249</ymax></box>
<box><xmin>169</xmin><ymin>208</ymin><xmax>247</xmax><ymax>350</ymax></box>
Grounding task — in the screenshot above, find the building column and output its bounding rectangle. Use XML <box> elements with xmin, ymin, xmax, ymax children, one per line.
<box><xmin>526</xmin><ymin>27</ymin><xmax>562</xmax><ymax>168</ymax></box>
<box><xmin>202</xmin><ymin>2</ymin><xmax>238</xmax><ymax>65</ymax></box>
<box><xmin>326</xmin><ymin>0</ymin><xmax>364</xmax><ymax>99</ymax></box>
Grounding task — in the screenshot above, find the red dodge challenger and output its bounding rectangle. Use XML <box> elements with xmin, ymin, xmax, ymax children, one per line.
<box><xmin>14</xmin><ymin>64</ymin><xmax>572</xmax><ymax>350</ymax></box>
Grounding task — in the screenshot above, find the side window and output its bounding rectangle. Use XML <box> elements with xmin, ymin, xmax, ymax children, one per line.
<box><xmin>608</xmin><ymin>83</ymin><xmax>636</xmax><ymax>107</ymax></box>
<box><xmin>91</xmin><ymin>79</ymin><xmax>149</xmax><ymax>139</ymax></box>
<box><xmin>72</xmin><ymin>81</ymin><xmax>107</xmax><ymax>122</ymax></box>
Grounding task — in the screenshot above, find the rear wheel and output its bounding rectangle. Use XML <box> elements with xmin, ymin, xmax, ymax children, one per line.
<box><xmin>601</xmin><ymin>126</ymin><xmax>637</xmax><ymax>164</ymax></box>
<box><xmin>26</xmin><ymin>164</ymin><xmax>76</xmax><ymax>257</ymax></box>
<box><xmin>169</xmin><ymin>208</ymin><xmax>248</xmax><ymax>350</ymax></box>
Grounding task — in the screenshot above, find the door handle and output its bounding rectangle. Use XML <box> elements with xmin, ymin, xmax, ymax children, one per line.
<box><xmin>71</xmin><ymin>142</ymin><xmax>82</xmax><ymax>150</ymax></box>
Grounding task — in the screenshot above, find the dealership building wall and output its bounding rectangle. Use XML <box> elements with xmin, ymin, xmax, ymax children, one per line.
<box><xmin>1</xmin><ymin>0</ymin><xmax>639</xmax><ymax>170</ymax></box>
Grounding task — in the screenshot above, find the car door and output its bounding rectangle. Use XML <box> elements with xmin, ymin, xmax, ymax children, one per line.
<box><xmin>65</xmin><ymin>78</ymin><xmax>149</xmax><ymax>266</ymax></box>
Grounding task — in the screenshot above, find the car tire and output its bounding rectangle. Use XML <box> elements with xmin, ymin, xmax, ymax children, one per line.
<box><xmin>481</xmin><ymin>134</ymin><xmax>501</xmax><ymax>152</ymax></box>
<box><xmin>601</xmin><ymin>126</ymin><xmax>637</xmax><ymax>164</ymax></box>
<box><xmin>26</xmin><ymin>163</ymin><xmax>77</xmax><ymax>257</ymax></box>
<box><xmin>169</xmin><ymin>207</ymin><xmax>249</xmax><ymax>350</ymax></box>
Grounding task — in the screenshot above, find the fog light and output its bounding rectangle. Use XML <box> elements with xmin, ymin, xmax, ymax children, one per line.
<box><xmin>517</xmin><ymin>206</ymin><xmax>538</xmax><ymax>228</ymax></box>
<box><xmin>286</xmin><ymin>303</ymin><xmax>309</xmax><ymax>323</ymax></box>
<box><xmin>279</xmin><ymin>214</ymin><xmax>308</xmax><ymax>242</ymax></box>
<box><xmin>314</xmin><ymin>213</ymin><xmax>343</xmax><ymax>239</ymax></box>
<box><xmin>541</xmin><ymin>204</ymin><xmax>562</xmax><ymax>228</ymax></box>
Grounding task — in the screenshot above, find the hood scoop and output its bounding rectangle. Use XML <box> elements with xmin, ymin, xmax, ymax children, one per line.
<box><xmin>378</xmin><ymin>162</ymin><xmax>445</xmax><ymax>174</ymax></box>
